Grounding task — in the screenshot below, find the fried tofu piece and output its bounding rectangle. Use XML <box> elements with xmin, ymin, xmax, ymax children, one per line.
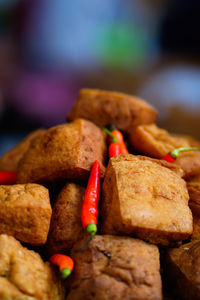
<box><xmin>101</xmin><ymin>154</ymin><xmax>193</xmax><ymax>246</ymax></box>
<box><xmin>165</xmin><ymin>240</ymin><xmax>200</xmax><ymax>300</ymax></box>
<box><xmin>67</xmin><ymin>89</ymin><xmax>158</xmax><ymax>134</ymax></box>
<box><xmin>0</xmin><ymin>234</ymin><xmax>64</xmax><ymax>300</ymax></box>
<box><xmin>0</xmin><ymin>129</ymin><xmax>45</xmax><ymax>172</ymax></box>
<box><xmin>17</xmin><ymin>119</ymin><xmax>106</xmax><ymax>184</ymax></box>
<box><xmin>48</xmin><ymin>183</ymin><xmax>85</xmax><ymax>254</ymax></box>
<box><xmin>130</xmin><ymin>123</ymin><xmax>200</xmax><ymax>180</ymax></box>
<box><xmin>187</xmin><ymin>178</ymin><xmax>200</xmax><ymax>239</ymax></box>
<box><xmin>67</xmin><ymin>235</ymin><xmax>162</xmax><ymax>300</ymax></box>
<box><xmin>0</xmin><ymin>184</ymin><xmax>52</xmax><ymax>245</ymax></box>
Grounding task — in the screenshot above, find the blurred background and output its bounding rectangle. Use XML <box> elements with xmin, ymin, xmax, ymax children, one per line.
<box><xmin>0</xmin><ymin>0</ymin><xmax>200</xmax><ymax>155</ymax></box>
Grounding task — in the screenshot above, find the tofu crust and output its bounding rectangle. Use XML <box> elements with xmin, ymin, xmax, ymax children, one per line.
<box><xmin>0</xmin><ymin>234</ymin><xmax>64</xmax><ymax>300</ymax></box>
<box><xmin>48</xmin><ymin>183</ymin><xmax>85</xmax><ymax>254</ymax></box>
<box><xmin>0</xmin><ymin>129</ymin><xmax>45</xmax><ymax>172</ymax></box>
<box><xmin>67</xmin><ymin>235</ymin><xmax>162</xmax><ymax>300</ymax></box>
<box><xmin>130</xmin><ymin>123</ymin><xmax>200</xmax><ymax>180</ymax></box>
<box><xmin>0</xmin><ymin>184</ymin><xmax>52</xmax><ymax>245</ymax></box>
<box><xmin>165</xmin><ymin>240</ymin><xmax>200</xmax><ymax>300</ymax></box>
<box><xmin>101</xmin><ymin>154</ymin><xmax>193</xmax><ymax>245</ymax></box>
<box><xmin>17</xmin><ymin>119</ymin><xmax>106</xmax><ymax>184</ymax></box>
<box><xmin>67</xmin><ymin>89</ymin><xmax>157</xmax><ymax>134</ymax></box>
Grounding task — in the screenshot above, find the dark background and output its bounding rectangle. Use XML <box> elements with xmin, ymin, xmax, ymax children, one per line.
<box><xmin>0</xmin><ymin>0</ymin><xmax>200</xmax><ymax>155</ymax></box>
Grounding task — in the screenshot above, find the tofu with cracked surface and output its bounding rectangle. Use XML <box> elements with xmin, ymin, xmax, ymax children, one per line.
<box><xmin>0</xmin><ymin>129</ymin><xmax>45</xmax><ymax>172</ymax></box>
<box><xmin>165</xmin><ymin>240</ymin><xmax>200</xmax><ymax>300</ymax></box>
<box><xmin>0</xmin><ymin>234</ymin><xmax>64</xmax><ymax>300</ymax></box>
<box><xmin>0</xmin><ymin>184</ymin><xmax>52</xmax><ymax>245</ymax></box>
<box><xmin>67</xmin><ymin>235</ymin><xmax>162</xmax><ymax>300</ymax></box>
<box><xmin>67</xmin><ymin>89</ymin><xmax>158</xmax><ymax>134</ymax></box>
<box><xmin>17</xmin><ymin>119</ymin><xmax>106</xmax><ymax>184</ymax></box>
<box><xmin>130</xmin><ymin>123</ymin><xmax>200</xmax><ymax>180</ymax></box>
<box><xmin>101</xmin><ymin>154</ymin><xmax>193</xmax><ymax>245</ymax></box>
<box><xmin>48</xmin><ymin>183</ymin><xmax>85</xmax><ymax>254</ymax></box>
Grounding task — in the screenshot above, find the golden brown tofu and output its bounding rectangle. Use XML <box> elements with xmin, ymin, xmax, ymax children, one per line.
<box><xmin>67</xmin><ymin>235</ymin><xmax>162</xmax><ymax>300</ymax></box>
<box><xmin>48</xmin><ymin>183</ymin><xmax>85</xmax><ymax>254</ymax></box>
<box><xmin>187</xmin><ymin>178</ymin><xmax>200</xmax><ymax>239</ymax></box>
<box><xmin>165</xmin><ymin>240</ymin><xmax>200</xmax><ymax>300</ymax></box>
<box><xmin>130</xmin><ymin>123</ymin><xmax>200</xmax><ymax>180</ymax></box>
<box><xmin>0</xmin><ymin>184</ymin><xmax>52</xmax><ymax>245</ymax></box>
<box><xmin>101</xmin><ymin>154</ymin><xmax>193</xmax><ymax>246</ymax></box>
<box><xmin>0</xmin><ymin>129</ymin><xmax>45</xmax><ymax>172</ymax></box>
<box><xmin>17</xmin><ymin>119</ymin><xmax>106</xmax><ymax>184</ymax></box>
<box><xmin>67</xmin><ymin>89</ymin><xmax>158</xmax><ymax>134</ymax></box>
<box><xmin>0</xmin><ymin>234</ymin><xmax>64</xmax><ymax>300</ymax></box>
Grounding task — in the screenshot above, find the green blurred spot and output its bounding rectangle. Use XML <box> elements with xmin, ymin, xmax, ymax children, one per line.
<box><xmin>96</xmin><ymin>23</ymin><xmax>147</xmax><ymax>69</ymax></box>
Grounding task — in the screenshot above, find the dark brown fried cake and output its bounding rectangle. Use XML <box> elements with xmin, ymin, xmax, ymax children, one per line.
<box><xmin>165</xmin><ymin>240</ymin><xmax>200</xmax><ymax>300</ymax></box>
<box><xmin>67</xmin><ymin>235</ymin><xmax>162</xmax><ymax>300</ymax></box>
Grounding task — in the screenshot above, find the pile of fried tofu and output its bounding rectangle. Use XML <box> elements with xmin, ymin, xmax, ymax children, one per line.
<box><xmin>0</xmin><ymin>89</ymin><xmax>200</xmax><ymax>300</ymax></box>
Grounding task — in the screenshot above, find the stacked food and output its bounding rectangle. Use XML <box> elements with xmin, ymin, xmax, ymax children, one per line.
<box><xmin>0</xmin><ymin>88</ymin><xmax>200</xmax><ymax>300</ymax></box>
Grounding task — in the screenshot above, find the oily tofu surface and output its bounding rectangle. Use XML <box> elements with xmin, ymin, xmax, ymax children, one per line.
<box><xmin>165</xmin><ymin>240</ymin><xmax>200</xmax><ymax>300</ymax></box>
<box><xmin>129</xmin><ymin>124</ymin><xmax>191</xmax><ymax>158</ymax></box>
<box><xmin>130</xmin><ymin>123</ymin><xmax>200</xmax><ymax>180</ymax></box>
<box><xmin>17</xmin><ymin>119</ymin><xmax>106</xmax><ymax>184</ymax></box>
<box><xmin>0</xmin><ymin>129</ymin><xmax>45</xmax><ymax>172</ymax></box>
<box><xmin>67</xmin><ymin>235</ymin><xmax>162</xmax><ymax>300</ymax></box>
<box><xmin>187</xmin><ymin>178</ymin><xmax>200</xmax><ymax>239</ymax></box>
<box><xmin>0</xmin><ymin>184</ymin><xmax>52</xmax><ymax>245</ymax></box>
<box><xmin>101</xmin><ymin>154</ymin><xmax>193</xmax><ymax>245</ymax></box>
<box><xmin>48</xmin><ymin>183</ymin><xmax>85</xmax><ymax>254</ymax></box>
<box><xmin>67</xmin><ymin>89</ymin><xmax>157</xmax><ymax>134</ymax></box>
<box><xmin>0</xmin><ymin>234</ymin><xmax>64</xmax><ymax>300</ymax></box>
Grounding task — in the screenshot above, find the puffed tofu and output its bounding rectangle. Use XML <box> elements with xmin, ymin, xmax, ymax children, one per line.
<box><xmin>0</xmin><ymin>184</ymin><xmax>52</xmax><ymax>245</ymax></box>
<box><xmin>130</xmin><ymin>123</ymin><xmax>200</xmax><ymax>180</ymax></box>
<box><xmin>67</xmin><ymin>89</ymin><xmax>157</xmax><ymax>134</ymax></box>
<box><xmin>48</xmin><ymin>183</ymin><xmax>85</xmax><ymax>254</ymax></box>
<box><xmin>0</xmin><ymin>129</ymin><xmax>45</xmax><ymax>172</ymax></box>
<box><xmin>165</xmin><ymin>240</ymin><xmax>200</xmax><ymax>300</ymax></box>
<box><xmin>17</xmin><ymin>119</ymin><xmax>106</xmax><ymax>184</ymax></box>
<box><xmin>0</xmin><ymin>234</ymin><xmax>64</xmax><ymax>300</ymax></box>
<box><xmin>101</xmin><ymin>154</ymin><xmax>193</xmax><ymax>245</ymax></box>
<box><xmin>67</xmin><ymin>235</ymin><xmax>162</xmax><ymax>300</ymax></box>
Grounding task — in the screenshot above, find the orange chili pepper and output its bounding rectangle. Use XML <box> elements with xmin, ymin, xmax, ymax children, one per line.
<box><xmin>0</xmin><ymin>171</ymin><xmax>17</xmax><ymax>185</ymax></box>
<box><xmin>49</xmin><ymin>254</ymin><xmax>74</xmax><ymax>279</ymax></box>
<box><xmin>162</xmin><ymin>147</ymin><xmax>200</xmax><ymax>163</ymax></box>
<box><xmin>109</xmin><ymin>127</ymin><xmax>129</xmax><ymax>154</ymax></box>
<box><xmin>81</xmin><ymin>160</ymin><xmax>100</xmax><ymax>237</ymax></box>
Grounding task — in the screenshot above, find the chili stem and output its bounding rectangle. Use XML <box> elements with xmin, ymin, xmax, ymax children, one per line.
<box><xmin>170</xmin><ymin>147</ymin><xmax>200</xmax><ymax>158</ymax></box>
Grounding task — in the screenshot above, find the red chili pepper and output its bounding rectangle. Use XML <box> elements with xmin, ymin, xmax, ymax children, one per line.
<box><xmin>161</xmin><ymin>147</ymin><xmax>200</xmax><ymax>163</ymax></box>
<box><xmin>109</xmin><ymin>128</ymin><xmax>129</xmax><ymax>155</ymax></box>
<box><xmin>49</xmin><ymin>254</ymin><xmax>74</xmax><ymax>279</ymax></box>
<box><xmin>102</xmin><ymin>126</ymin><xmax>129</xmax><ymax>158</ymax></box>
<box><xmin>0</xmin><ymin>171</ymin><xmax>17</xmax><ymax>185</ymax></box>
<box><xmin>81</xmin><ymin>160</ymin><xmax>100</xmax><ymax>237</ymax></box>
<box><xmin>109</xmin><ymin>142</ymin><xmax>121</xmax><ymax>158</ymax></box>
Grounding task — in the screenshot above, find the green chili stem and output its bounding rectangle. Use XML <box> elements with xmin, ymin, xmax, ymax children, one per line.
<box><xmin>101</xmin><ymin>127</ymin><xmax>119</xmax><ymax>143</ymax></box>
<box><xmin>170</xmin><ymin>147</ymin><xmax>200</xmax><ymax>158</ymax></box>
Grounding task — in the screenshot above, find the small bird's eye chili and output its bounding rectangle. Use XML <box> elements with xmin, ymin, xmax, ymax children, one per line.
<box><xmin>49</xmin><ymin>254</ymin><xmax>74</xmax><ymax>279</ymax></box>
<box><xmin>109</xmin><ymin>125</ymin><xmax>129</xmax><ymax>155</ymax></box>
<box><xmin>0</xmin><ymin>171</ymin><xmax>17</xmax><ymax>185</ymax></box>
<box><xmin>81</xmin><ymin>160</ymin><xmax>100</xmax><ymax>237</ymax></box>
<box><xmin>161</xmin><ymin>147</ymin><xmax>200</xmax><ymax>163</ymax></box>
<box><xmin>102</xmin><ymin>125</ymin><xmax>129</xmax><ymax>158</ymax></box>
<box><xmin>108</xmin><ymin>142</ymin><xmax>121</xmax><ymax>158</ymax></box>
